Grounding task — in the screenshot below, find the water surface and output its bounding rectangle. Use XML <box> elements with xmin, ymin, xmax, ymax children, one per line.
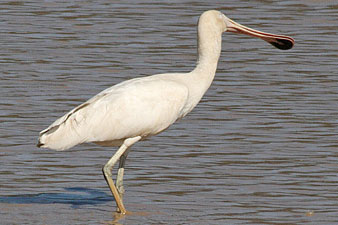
<box><xmin>1</xmin><ymin>0</ymin><xmax>338</xmax><ymax>224</ymax></box>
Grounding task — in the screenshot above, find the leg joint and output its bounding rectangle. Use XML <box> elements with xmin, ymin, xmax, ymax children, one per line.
<box><xmin>124</xmin><ymin>136</ymin><xmax>141</xmax><ymax>148</ymax></box>
<box><xmin>102</xmin><ymin>164</ymin><xmax>112</xmax><ymax>177</ymax></box>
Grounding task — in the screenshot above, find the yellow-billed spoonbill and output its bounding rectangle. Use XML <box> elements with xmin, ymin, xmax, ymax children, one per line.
<box><xmin>37</xmin><ymin>10</ymin><xmax>294</xmax><ymax>214</ymax></box>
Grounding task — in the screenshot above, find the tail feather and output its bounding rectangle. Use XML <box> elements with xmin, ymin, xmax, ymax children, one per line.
<box><xmin>38</xmin><ymin>120</ymin><xmax>86</xmax><ymax>151</ymax></box>
<box><xmin>37</xmin><ymin>103</ymin><xmax>90</xmax><ymax>151</ymax></box>
<box><xmin>36</xmin><ymin>140</ymin><xmax>44</xmax><ymax>148</ymax></box>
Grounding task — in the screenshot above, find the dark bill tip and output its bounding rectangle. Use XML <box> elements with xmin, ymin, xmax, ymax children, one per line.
<box><xmin>269</xmin><ymin>38</ymin><xmax>294</xmax><ymax>50</ymax></box>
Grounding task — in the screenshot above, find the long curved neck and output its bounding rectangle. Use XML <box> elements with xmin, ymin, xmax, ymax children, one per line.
<box><xmin>179</xmin><ymin>20</ymin><xmax>223</xmax><ymax>115</ymax></box>
<box><xmin>178</xmin><ymin>13</ymin><xmax>224</xmax><ymax>116</ymax></box>
<box><xmin>195</xmin><ymin>30</ymin><xmax>222</xmax><ymax>73</ymax></box>
<box><xmin>192</xmin><ymin>20</ymin><xmax>223</xmax><ymax>90</ymax></box>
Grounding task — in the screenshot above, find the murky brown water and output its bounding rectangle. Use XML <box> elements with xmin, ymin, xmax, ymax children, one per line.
<box><xmin>1</xmin><ymin>0</ymin><xmax>338</xmax><ymax>224</ymax></box>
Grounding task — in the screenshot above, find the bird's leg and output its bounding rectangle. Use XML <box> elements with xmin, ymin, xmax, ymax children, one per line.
<box><xmin>116</xmin><ymin>148</ymin><xmax>131</xmax><ymax>200</ymax></box>
<box><xmin>102</xmin><ymin>136</ymin><xmax>141</xmax><ymax>214</ymax></box>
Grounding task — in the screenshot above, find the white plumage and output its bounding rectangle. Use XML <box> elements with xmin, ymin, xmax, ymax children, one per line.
<box><xmin>38</xmin><ymin>72</ymin><xmax>208</xmax><ymax>150</ymax></box>
<box><xmin>37</xmin><ymin>10</ymin><xmax>294</xmax><ymax>214</ymax></box>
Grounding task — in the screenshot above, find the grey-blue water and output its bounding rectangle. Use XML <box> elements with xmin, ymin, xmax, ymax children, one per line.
<box><xmin>1</xmin><ymin>1</ymin><xmax>337</xmax><ymax>224</ymax></box>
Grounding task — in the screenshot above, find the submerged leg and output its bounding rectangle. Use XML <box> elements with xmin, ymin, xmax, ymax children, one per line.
<box><xmin>102</xmin><ymin>136</ymin><xmax>141</xmax><ymax>214</ymax></box>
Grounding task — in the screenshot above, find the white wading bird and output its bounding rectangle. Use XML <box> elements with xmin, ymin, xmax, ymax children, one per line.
<box><xmin>38</xmin><ymin>10</ymin><xmax>294</xmax><ymax>214</ymax></box>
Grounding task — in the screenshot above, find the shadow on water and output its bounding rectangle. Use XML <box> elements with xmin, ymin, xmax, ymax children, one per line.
<box><xmin>0</xmin><ymin>187</ymin><xmax>114</xmax><ymax>208</ymax></box>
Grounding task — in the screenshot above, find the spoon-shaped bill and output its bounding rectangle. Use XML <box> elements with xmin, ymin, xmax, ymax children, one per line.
<box><xmin>226</xmin><ymin>19</ymin><xmax>294</xmax><ymax>50</ymax></box>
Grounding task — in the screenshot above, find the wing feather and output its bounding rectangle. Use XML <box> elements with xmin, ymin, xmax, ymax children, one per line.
<box><xmin>38</xmin><ymin>74</ymin><xmax>189</xmax><ymax>150</ymax></box>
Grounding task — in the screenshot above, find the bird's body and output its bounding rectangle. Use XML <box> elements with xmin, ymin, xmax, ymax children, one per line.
<box><xmin>38</xmin><ymin>10</ymin><xmax>294</xmax><ymax>214</ymax></box>
<box><xmin>38</xmin><ymin>70</ymin><xmax>215</xmax><ymax>150</ymax></box>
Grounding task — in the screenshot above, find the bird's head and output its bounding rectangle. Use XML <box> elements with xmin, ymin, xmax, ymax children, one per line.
<box><xmin>199</xmin><ymin>10</ymin><xmax>294</xmax><ymax>50</ymax></box>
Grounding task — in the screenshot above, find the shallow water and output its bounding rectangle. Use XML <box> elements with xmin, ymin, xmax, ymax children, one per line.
<box><xmin>1</xmin><ymin>0</ymin><xmax>338</xmax><ymax>224</ymax></box>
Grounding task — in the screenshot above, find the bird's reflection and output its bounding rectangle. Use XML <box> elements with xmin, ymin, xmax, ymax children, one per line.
<box><xmin>0</xmin><ymin>187</ymin><xmax>113</xmax><ymax>208</ymax></box>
